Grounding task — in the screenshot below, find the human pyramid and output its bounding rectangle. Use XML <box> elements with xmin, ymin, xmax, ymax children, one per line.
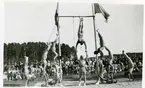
<box><xmin>40</xmin><ymin>34</ymin><xmax>63</xmax><ymax>87</ymax></box>
<box><xmin>24</xmin><ymin>33</ymin><xmax>62</xmax><ymax>87</ymax></box>
<box><xmin>23</xmin><ymin>17</ymin><xmax>135</xmax><ymax>87</ymax></box>
<box><xmin>75</xmin><ymin>17</ymin><xmax>134</xmax><ymax>86</ymax></box>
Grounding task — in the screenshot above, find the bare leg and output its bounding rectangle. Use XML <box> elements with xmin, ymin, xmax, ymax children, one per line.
<box><xmin>106</xmin><ymin>65</ymin><xmax>110</xmax><ymax>82</ymax></box>
<box><xmin>78</xmin><ymin>23</ymin><xmax>82</xmax><ymax>37</ymax></box>
<box><xmin>78</xmin><ymin>18</ymin><xmax>83</xmax><ymax>37</ymax></box>
<box><xmin>25</xmin><ymin>76</ymin><xmax>29</xmax><ymax>87</ymax></box>
<box><xmin>25</xmin><ymin>80</ymin><xmax>28</xmax><ymax>86</ymax></box>
<box><xmin>99</xmin><ymin>62</ymin><xmax>106</xmax><ymax>82</ymax></box>
<box><xmin>95</xmin><ymin>61</ymin><xmax>100</xmax><ymax>85</ymax></box>
<box><xmin>44</xmin><ymin>73</ymin><xmax>49</xmax><ymax>86</ymax></box>
<box><xmin>128</xmin><ymin>73</ymin><xmax>131</xmax><ymax>81</ymax></box>
<box><xmin>96</xmin><ymin>77</ymin><xmax>100</xmax><ymax>85</ymax></box>
<box><xmin>130</xmin><ymin>73</ymin><xmax>134</xmax><ymax>80</ymax></box>
<box><xmin>84</xmin><ymin>73</ymin><xmax>86</xmax><ymax>86</ymax></box>
<box><xmin>96</xmin><ymin>65</ymin><xmax>101</xmax><ymax>84</ymax></box>
<box><xmin>59</xmin><ymin>72</ymin><xmax>63</xmax><ymax>86</ymax></box>
<box><xmin>97</xmin><ymin>30</ymin><xmax>105</xmax><ymax>47</ymax></box>
<box><xmin>109</xmin><ymin>65</ymin><xmax>114</xmax><ymax>82</ymax></box>
<box><xmin>79</xmin><ymin>72</ymin><xmax>82</xmax><ymax>86</ymax></box>
<box><xmin>129</xmin><ymin>67</ymin><xmax>134</xmax><ymax>81</ymax></box>
<box><xmin>53</xmin><ymin>51</ymin><xmax>58</xmax><ymax>62</ymax></box>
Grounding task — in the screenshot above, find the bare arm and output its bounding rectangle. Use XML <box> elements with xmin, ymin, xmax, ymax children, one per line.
<box><xmin>105</xmin><ymin>46</ymin><xmax>111</xmax><ymax>55</ymax></box>
<box><xmin>83</xmin><ymin>41</ymin><xmax>87</xmax><ymax>52</ymax></box>
<box><xmin>46</xmin><ymin>42</ymin><xmax>52</xmax><ymax>51</ymax></box>
<box><xmin>76</xmin><ymin>41</ymin><xmax>79</xmax><ymax>51</ymax></box>
<box><xmin>105</xmin><ymin>46</ymin><xmax>113</xmax><ymax>64</ymax></box>
<box><xmin>80</xmin><ymin>20</ymin><xmax>83</xmax><ymax>32</ymax></box>
<box><xmin>53</xmin><ymin>34</ymin><xmax>59</xmax><ymax>43</ymax></box>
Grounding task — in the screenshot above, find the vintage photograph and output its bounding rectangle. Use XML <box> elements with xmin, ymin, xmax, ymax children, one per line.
<box><xmin>4</xmin><ymin>2</ymin><xmax>143</xmax><ymax>88</ymax></box>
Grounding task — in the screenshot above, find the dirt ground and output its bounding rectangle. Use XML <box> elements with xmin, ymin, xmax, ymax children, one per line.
<box><xmin>3</xmin><ymin>73</ymin><xmax>142</xmax><ymax>88</ymax></box>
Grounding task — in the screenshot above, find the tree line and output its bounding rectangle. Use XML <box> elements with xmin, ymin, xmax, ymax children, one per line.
<box><xmin>4</xmin><ymin>42</ymin><xmax>77</xmax><ymax>65</ymax></box>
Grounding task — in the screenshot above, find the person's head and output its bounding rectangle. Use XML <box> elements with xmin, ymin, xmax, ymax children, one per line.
<box><xmin>80</xmin><ymin>41</ymin><xmax>84</xmax><ymax>45</ymax></box>
<box><xmin>46</xmin><ymin>42</ymin><xmax>52</xmax><ymax>46</ymax></box>
<box><xmin>122</xmin><ymin>50</ymin><xmax>125</xmax><ymax>54</ymax></box>
<box><xmin>80</xmin><ymin>55</ymin><xmax>84</xmax><ymax>60</ymax></box>
<box><xmin>94</xmin><ymin>49</ymin><xmax>100</xmax><ymax>55</ymax></box>
<box><xmin>24</xmin><ymin>56</ymin><xmax>28</xmax><ymax>60</ymax></box>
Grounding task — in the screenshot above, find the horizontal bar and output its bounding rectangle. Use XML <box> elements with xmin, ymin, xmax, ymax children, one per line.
<box><xmin>58</xmin><ymin>15</ymin><xmax>95</xmax><ymax>18</ymax></box>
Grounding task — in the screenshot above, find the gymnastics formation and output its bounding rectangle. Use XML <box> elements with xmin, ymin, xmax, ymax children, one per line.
<box><xmin>20</xmin><ymin>17</ymin><xmax>136</xmax><ymax>87</ymax></box>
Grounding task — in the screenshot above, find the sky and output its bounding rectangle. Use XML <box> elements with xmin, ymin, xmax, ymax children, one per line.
<box><xmin>4</xmin><ymin>2</ymin><xmax>143</xmax><ymax>57</ymax></box>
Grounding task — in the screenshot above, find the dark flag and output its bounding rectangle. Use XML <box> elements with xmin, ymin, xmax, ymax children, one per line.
<box><xmin>55</xmin><ymin>3</ymin><xmax>59</xmax><ymax>30</ymax></box>
<box><xmin>94</xmin><ymin>3</ymin><xmax>110</xmax><ymax>22</ymax></box>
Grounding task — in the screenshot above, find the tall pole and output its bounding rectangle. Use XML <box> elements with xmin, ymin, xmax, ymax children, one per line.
<box><xmin>57</xmin><ymin>2</ymin><xmax>62</xmax><ymax>84</ymax></box>
<box><xmin>92</xmin><ymin>3</ymin><xmax>100</xmax><ymax>83</ymax></box>
<box><xmin>56</xmin><ymin>2</ymin><xmax>61</xmax><ymax>62</ymax></box>
<box><xmin>57</xmin><ymin>3</ymin><xmax>61</xmax><ymax>60</ymax></box>
<box><xmin>91</xmin><ymin>4</ymin><xmax>98</xmax><ymax>58</ymax></box>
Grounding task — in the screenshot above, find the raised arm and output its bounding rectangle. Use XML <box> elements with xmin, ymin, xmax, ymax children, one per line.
<box><xmin>76</xmin><ymin>41</ymin><xmax>79</xmax><ymax>52</ymax></box>
<box><xmin>105</xmin><ymin>46</ymin><xmax>111</xmax><ymax>54</ymax></box>
<box><xmin>83</xmin><ymin>41</ymin><xmax>87</xmax><ymax>52</ymax></box>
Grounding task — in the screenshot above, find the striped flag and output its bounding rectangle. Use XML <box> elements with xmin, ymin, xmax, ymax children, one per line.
<box><xmin>94</xmin><ymin>3</ymin><xmax>110</xmax><ymax>21</ymax></box>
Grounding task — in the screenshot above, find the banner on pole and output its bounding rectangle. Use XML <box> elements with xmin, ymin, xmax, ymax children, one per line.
<box><xmin>94</xmin><ymin>3</ymin><xmax>110</xmax><ymax>21</ymax></box>
<box><xmin>55</xmin><ymin>3</ymin><xmax>59</xmax><ymax>30</ymax></box>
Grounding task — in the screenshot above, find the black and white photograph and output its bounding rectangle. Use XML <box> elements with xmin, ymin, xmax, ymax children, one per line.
<box><xmin>3</xmin><ymin>1</ymin><xmax>143</xmax><ymax>88</ymax></box>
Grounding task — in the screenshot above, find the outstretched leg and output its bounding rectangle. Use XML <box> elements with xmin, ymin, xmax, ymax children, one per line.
<box><xmin>42</xmin><ymin>43</ymin><xmax>52</xmax><ymax>86</ymax></box>
<box><xmin>97</xmin><ymin>29</ymin><xmax>105</xmax><ymax>47</ymax></box>
<box><xmin>78</xmin><ymin>18</ymin><xmax>83</xmax><ymax>37</ymax></box>
<box><xmin>52</xmin><ymin>35</ymin><xmax>59</xmax><ymax>62</ymax></box>
<box><xmin>94</xmin><ymin>30</ymin><xmax>105</xmax><ymax>55</ymax></box>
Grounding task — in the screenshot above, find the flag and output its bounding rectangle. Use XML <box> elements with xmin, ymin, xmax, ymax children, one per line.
<box><xmin>94</xmin><ymin>3</ymin><xmax>110</xmax><ymax>21</ymax></box>
<box><xmin>54</xmin><ymin>3</ymin><xmax>59</xmax><ymax>29</ymax></box>
<box><xmin>55</xmin><ymin>10</ymin><xmax>59</xmax><ymax>27</ymax></box>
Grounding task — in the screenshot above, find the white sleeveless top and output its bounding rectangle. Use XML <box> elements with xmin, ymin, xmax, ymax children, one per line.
<box><xmin>77</xmin><ymin>43</ymin><xmax>86</xmax><ymax>58</ymax></box>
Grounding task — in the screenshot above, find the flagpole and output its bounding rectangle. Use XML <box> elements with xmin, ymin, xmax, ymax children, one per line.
<box><xmin>92</xmin><ymin>3</ymin><xmax>100</xmax><ymax>83</ymax></box>
<box><xmin>91</xmin><ymin>4</ymin><xmax>98</xmax><ymax>58</ymax></box>
<box><xmin>57</xmin><ymin>2</ymin><xmax>63</xmax><ymax>84</ymax></box>
<box><xmin>57</xmin><ymin>2</ymin><xmax>61</xmax><ymax>58</ymax></box>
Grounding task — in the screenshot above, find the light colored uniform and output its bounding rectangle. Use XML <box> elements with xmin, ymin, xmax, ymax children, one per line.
<box><xmin>77</xmin><ymin>43</ymin><xmax>86</xmax><ymax>60</ymax></box>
